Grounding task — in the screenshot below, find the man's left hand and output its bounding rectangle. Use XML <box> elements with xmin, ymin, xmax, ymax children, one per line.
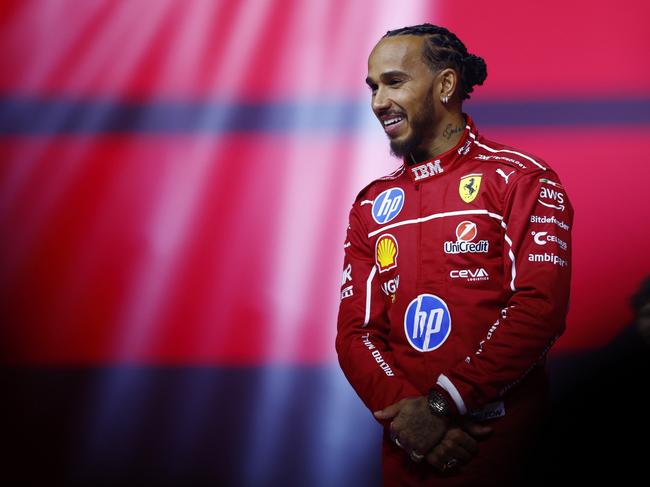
<box><xmin>374</xmin><ymin>397</ymin><xmax>450</xmax><ymax>456</ymax></box>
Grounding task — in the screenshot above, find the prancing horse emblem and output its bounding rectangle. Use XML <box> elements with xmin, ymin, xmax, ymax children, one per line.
<box><xmin>459</xmin><ymin>174</ymin><xmax>482</xmax><ymax>203</ymax></box>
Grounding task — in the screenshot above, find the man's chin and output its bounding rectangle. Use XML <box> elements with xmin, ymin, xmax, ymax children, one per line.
<box><xmin>389</xmin><ymin>137</ymin><xmax>416</xmax><ymax>160</ymax></box>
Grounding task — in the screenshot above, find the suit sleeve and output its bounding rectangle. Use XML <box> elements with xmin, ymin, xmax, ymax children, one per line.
<box><xmin>435</xmin><ymin>170</ymin><xmax>573</xmax><ymax>414</ymax></box>
<box><xmin>336</xmin><ymin>203</ymin><xmax>421</xmax><ymax>415</ymax></box>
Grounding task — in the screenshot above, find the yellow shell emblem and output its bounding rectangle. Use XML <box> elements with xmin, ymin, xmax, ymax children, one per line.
<box><xmin>459</xmin><ymin>173</ymin><xmax>482</xmax><ymax>203</ymax></box>
<box><xmin>376</xmin><ymin>234</ymin><xmax>398</xmax><ymax>272</ymax></box>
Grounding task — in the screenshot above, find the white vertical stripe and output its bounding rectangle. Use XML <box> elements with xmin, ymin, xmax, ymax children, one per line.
<box><xmin>501</xmin><ymin>224</ymin><xmax>517</xmax><ymax>292</ymax></box>
<box><xmin>363</xmin><ymin>266</ymin><xmax>377</xmax><ymax>327</ymax></box>
<box><xmin>436</xmin><ymin>374</ymin><xmax>468</xmax><ymax>415</ymax></box>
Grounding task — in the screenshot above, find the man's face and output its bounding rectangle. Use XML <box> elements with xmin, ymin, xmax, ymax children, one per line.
<box><xmin>366</xmin><ymin>35</ymin><xmax>438</xmax><ymax>159</ymax></box>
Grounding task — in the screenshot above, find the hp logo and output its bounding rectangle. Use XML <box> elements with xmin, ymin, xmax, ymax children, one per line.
<box><xmin>372</xmin><ymin>187</ymin><xmax>405</xmax><ymax>224</ymax></box>
<box><xmin>404</xmin><ymin>294</ymin><xmax>451</xmax><ymax>352</ymax></box>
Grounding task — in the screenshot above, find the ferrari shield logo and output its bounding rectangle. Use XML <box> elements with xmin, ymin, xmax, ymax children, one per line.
<box><xmin>459</xmin><ymin>174</ymin><xmax>482</xmax><ymax>203</ymax></box>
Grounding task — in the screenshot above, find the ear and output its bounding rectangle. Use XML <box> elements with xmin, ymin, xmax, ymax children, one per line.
<box><xmin>436</xmin><ymin>68</ymin><xmax>459</xmax><ymax>102</ymax></box>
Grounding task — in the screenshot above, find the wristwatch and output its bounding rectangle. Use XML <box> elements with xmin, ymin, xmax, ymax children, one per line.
<box><xmin>427</xmin><ymin>389</ymin><xmax>451</xmax><ymax>417</ymax></box>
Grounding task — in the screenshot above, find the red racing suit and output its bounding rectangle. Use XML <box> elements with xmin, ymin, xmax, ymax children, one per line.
<box><xmin>336</xmin><ymin>115</ymin><xmax>573</xmax><ymax>485</ymax></box>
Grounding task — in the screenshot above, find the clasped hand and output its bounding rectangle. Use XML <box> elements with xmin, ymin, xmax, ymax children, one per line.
<box><xmin>374</xmin><ymin>397</ymin><xmax>492</xmax><ymax>471</ymax></box>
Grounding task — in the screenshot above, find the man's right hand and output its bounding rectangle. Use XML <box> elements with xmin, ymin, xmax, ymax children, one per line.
<box><xmin>425</xmin><ymin>419</ymin><xmax>492</xmax><ymax>472</ymax></box>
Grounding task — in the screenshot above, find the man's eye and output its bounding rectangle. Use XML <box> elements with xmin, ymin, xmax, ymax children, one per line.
<box><xmin>387</xmin><ymin>79</ymin><xmax>402</xmax><ymax>86</ymax></box>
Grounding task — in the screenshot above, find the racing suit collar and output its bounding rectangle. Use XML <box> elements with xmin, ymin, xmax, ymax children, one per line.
<box><xmin>404</xmin><ymin>113</ymin><xmax>477</xmax><ymax>184</ymax></box>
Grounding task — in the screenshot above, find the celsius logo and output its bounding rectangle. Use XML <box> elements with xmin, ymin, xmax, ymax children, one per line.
<box><xmin>404</xmin><ymin>294</ymin><xmax>452</xmax><ymax>352</ymax></box>
<box><xmin>531</xmin><ymin>231</ymin><xmax>568</xmax><ymax>251</ymax></box>
<box><xmin>456</xmin><ymin>221</ymin><xmax>477</xmax><ymax>242</ymax></box>
<box><xmin>375</xmin><ymin>234</ymin><xmax>398</xmax><ymax>272</ymax></box>
<box><xmin>532</xmin><ymin>231</ymin><xmax>548</xmax><ymax>245</ymax></box>
<box><xmin>372</xmin><ymin>187</ymin><xmax>405</xmax><ymax>224</ymax></box>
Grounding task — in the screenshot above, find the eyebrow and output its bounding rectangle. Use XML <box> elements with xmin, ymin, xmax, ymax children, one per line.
<box><xmin>365</xmin><ymin>70</ymin><xmax>410</xmax><ymax>86</ymax></box>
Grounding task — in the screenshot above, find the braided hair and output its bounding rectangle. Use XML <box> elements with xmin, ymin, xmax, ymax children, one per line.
<box><xmin>384</xmin><ymin>24</ymin><xmax>487</xmax><ymax>101</ymax></box>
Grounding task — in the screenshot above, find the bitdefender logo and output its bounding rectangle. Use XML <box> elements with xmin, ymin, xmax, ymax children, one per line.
<box><xmin>444</xmin><ymin>221</ymin><xmax>489</xmax><ymax>254</ymax></box>
<box><xmin>530</xmin><ymin>215</ymin><xmax>570</xmax><ymax>231</ymax></box>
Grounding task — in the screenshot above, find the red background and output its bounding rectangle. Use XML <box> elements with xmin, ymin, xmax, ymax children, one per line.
<box><xmin>1</xmin><ymin>0</ymin><xmax>649</xmax><ymax>365</ymax></box>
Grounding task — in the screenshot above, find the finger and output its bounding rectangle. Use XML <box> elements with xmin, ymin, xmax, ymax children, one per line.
<box><xmin>429</xmin><ymin>439</ymin><xmax>472</xmax><ymax>465</ymax></box>
<box><xmin>445</xmin><ymin>428</ymin><xmax>478</xmax><ymax>456</ymax></box>
<box><xmin>389</xmin><ymin>430</ymin><xmax>405</xmax><ymax>450</ymax></box>
<box><xmin>409</xmin><ymin>450</ymin><xmax>425</xmax><ymax>463</ymax></box>
<box><xmin>444</xmin><ymin>445</ymin><xmax>472</xmax><ymax>463</ymax></box>
<box><xmin>374</xmin><ymin>401</ymin><xmax>402</xmax><ymax>420</ymax></box>
<box><xmin>425</xmin><ymin>450</ymin><xmax>447</xmax><ymax>471</ymax></box>
<box><xmin>426</xmin><ymin>450</ymin><xmax>463</xmax><ymax>473</ymax></box>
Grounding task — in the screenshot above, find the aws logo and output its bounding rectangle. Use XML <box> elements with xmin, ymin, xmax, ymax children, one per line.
<box><xmin>538</xmin><ymin>178</ymin><xmax>565</xmax><ymax>211</ymax></box>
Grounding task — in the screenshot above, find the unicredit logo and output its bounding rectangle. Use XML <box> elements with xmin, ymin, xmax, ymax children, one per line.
<box><xmin>444</xmin><ymin>240</ymin><xmax>489</xmax><ymax>254</ymax></box>
<box><xmin>455</xmin><ymin>221</ymin><xmax>477</xmax><ymax>241</ymax></box>
<box><xmin>444</xmin><ymin>220</ymin><xmax>489</xmax><ymax>254</ymax></box>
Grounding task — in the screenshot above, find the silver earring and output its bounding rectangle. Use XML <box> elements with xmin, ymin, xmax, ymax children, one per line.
<box><xmin>442</xmin><ymin>95</ymin><xmax>449</xmax><ymax>104</ymax></box>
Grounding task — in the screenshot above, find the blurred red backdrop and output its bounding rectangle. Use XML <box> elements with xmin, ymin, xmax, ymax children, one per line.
<box><xmin>1</xmin><ymin>0</ymin><xmax>649</xmax><ymax>366</ymax></box>
<box><xmin>1</xmin><ymin>2</ymin><xmax>649</xmax><ymax>486</ymax></box>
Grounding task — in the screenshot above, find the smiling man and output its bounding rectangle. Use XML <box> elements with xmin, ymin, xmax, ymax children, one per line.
<box><xmin>336</xmin><ymin>24</ymin><xmax>574</xmax><ymax>486</ymax></box>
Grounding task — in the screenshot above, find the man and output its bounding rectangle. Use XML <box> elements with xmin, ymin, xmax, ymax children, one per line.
<box><xmin>336</xmin><ymin>24</ymin><xmax>573</xmax><ymax>486</ymax></box>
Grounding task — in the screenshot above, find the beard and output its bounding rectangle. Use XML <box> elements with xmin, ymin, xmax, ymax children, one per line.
<box><xmin>389</xmin><ymin>90</ymin><xmax>437</xmax><ymax>162</ymax></box>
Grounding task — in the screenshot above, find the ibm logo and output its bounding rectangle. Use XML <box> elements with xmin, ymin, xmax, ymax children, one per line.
<box><xmin>411</xmin><ymin>160</ymin><xmax>443</xmax><ymax>181</ymax></box>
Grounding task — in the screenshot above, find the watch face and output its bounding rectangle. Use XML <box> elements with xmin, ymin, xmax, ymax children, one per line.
<box><xmin>428</xmin><ymin>391</ymin><xmax>450</xmax><ymax>416</ymax></box>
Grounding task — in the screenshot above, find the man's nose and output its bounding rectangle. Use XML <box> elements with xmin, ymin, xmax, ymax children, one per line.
<box><xmin>372</xmin><ymin>87</ymin><xmax>391</xmax><ymax>113</ymax></box>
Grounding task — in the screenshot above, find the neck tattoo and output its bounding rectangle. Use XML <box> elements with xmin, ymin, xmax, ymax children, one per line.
<box><xmin>443</xmin><ymin>124</ymin><xmax>464</xmax><ymax>140</ymax></box>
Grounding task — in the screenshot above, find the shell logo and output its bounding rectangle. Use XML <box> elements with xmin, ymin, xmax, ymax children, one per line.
<box><xmin>376</xmin><ymin>234</ymin><xmax>398</xmax><ymax>273</ymax></box>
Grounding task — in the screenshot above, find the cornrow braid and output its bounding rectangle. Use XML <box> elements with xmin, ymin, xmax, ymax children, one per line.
<box><xmin>384</xmin><ymin>23</ymin><xmax>487</xmax><ymax>101</ymax></box>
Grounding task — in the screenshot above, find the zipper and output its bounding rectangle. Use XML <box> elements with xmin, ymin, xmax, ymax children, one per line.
<box><xmin>416</xmin><ymin>182</ymin><xmax>422</xmax><ymax>291</ymax></box>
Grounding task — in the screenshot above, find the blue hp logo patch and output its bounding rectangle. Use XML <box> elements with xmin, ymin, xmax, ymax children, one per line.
<box><xmin>404</xmin><ymin>294</ymin><xmax>451</xmax><ymax>352</ymax></box>
<box><xmin>372</xmin><ymin>187</ymin><xmax>405</xmax><ymax>224</ymax></box>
